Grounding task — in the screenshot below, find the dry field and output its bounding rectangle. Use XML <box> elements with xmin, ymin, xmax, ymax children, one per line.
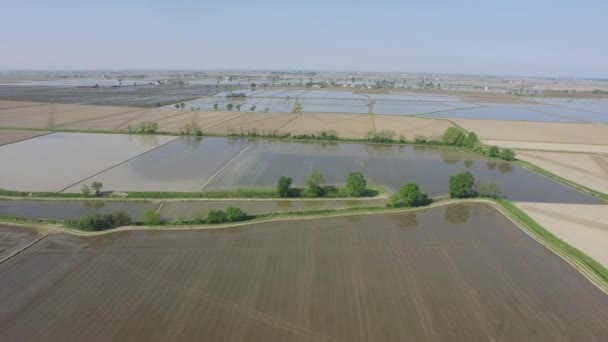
<box><xmin>516</xmin><ymin>151</ymin><xmax>608</xmax><ymax>193</ymax></box>
<box><xmin>517</xmin><ymin>202</ymin><xmax>608</xmax><ymax>267</ymax></box>
<box><xmin>0</xmin><ymin>129</ymin><xmax>49</xmax><ymax>145</ymax></box>
<box><xmin>485</xmin><ymin>140</ymin><xmax>608</xmax><ymax>154</ymax></box>
<box><xmin>0</xmin><ymin>100</ymin><xmax>454</xmax><ymax>141</ymax></box>
<box><xmin>1</xmin><ymin>204</ymin><xmax>608</xmax><ymax>341</ymax></box>
<box><xmin>0</xmin><ymin>225</ymin><xmax>39</xmax><ymax>261</ymax></box>
<box><xmin>453</xmin><ymin>118</ymin><xmax>608</xmax><ymax>145</ymax></box>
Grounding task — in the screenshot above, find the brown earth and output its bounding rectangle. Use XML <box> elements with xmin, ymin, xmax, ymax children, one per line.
<box><xmin>0</xmin><ymin>129</ymin><xmax>50</xmax><ymax>146</ymax></box>
<box><xmin>1</xmin><ymin>204</ymin><xmax>608</xmax><ymax>341</ymax></box>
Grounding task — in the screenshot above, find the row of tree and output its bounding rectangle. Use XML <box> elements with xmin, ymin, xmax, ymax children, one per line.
<box><xmin>67</xmin><ymin>211</ymin><xmax>132</xmax><ymax>231</ymax></box>
<box><xmin>277</xmin><ymin>171</ymin><xmax>369</xmax><ymax>198</ymax></box>
<box><xmin>442</xmin><ymin>127</ymin><xmax>515</xmax><ymax>161</ymax></box>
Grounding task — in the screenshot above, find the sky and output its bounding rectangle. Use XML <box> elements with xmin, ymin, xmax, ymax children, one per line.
<box><xmin>1</xmin><ymin>0</ymin><xmax>607</xmax><ymax>77</ymax></box>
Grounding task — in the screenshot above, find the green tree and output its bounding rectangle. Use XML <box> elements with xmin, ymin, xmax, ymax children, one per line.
<box><xmin>305</xmin><ymin>170</ymin><xmax>325</xmax><ymax>197</ymax></box>
<box><xmin>225</xmin><ymin>207</ymin><xmax>246</xmax><ymax>222</ymax></box>
<box><xmin>91</xmin><ymin>181</ymin><xmax>103</xmax><ymax>196</ymax></box>
<box><xmin>174</xmin><ymin>104</ymin><xmax>180</xmax><ymax>109</ymax></box>
<box><xmin>213</xmin><ymin>103</ymin><xmax>219</xmax><ymax>111</ymax></box>
<box><xmin>488</xmin><ymin>146</ymin><xmax>500</xmax><ymax>158</ymax></box>
<box><xmin>236</xmin><ymin>104</ymin><xmax>241</xmax><ymax>111</ymax></box>
<box><xmin>227</xmin><ymin>103</ymin><xmax>234</xmax><ymax>111</ymax></box>
<box><xmin>345</xmin><ymin>172</ymin><xmax>367</xmax><ymax>197</ymax></box>
<box><xmin>81</xmin><ymin>184</ymin><xmax>91</xmax><ymax>197</ymax></box>
<box><xmin>277</xmin><ymin>176</ymin><xmax>293</xmax><ymax>198</ymax></box>
<box><xmin>250</xmin><ymin>105</ymin><xmax>256</xmax><ymax>112</ymax></box>
<box><xmin>449</xmin><ymin>172</ymin><xmax>476</xmax><ymax>198</ymax></box>
<box><xmin>442</xmin><ymin>127</ymin><xmax>466</xmax><ymax>146</ymax></box>
<box><xmin>464</xmin><ymin>132</ymin><xmax>479</xmax><ymax>148</ymax></box>
<box><xmin>180</xmin><ymin>102</ymin><xmax>186</xmax><ymax>109</ymax></box>
<box><xmin>500</xmin><ymin>148</ymin><xmax>515</xmax><ymax>161</ymax></box>
<box><xmin>293</xmin><ymin>102</ymin><xmax>303</xmax><ymax>113</ymax></box>
<box><xmin>387</xmin><ymin>183</ymin><xmax>429</xmax><ymax>208</ymax></box>
<box><xmin>142</xmin><ymin>210</ymin><xmax>163</xmax><ymax>225</ymax></box>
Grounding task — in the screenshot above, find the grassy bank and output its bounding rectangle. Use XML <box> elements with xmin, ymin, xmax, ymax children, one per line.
<box><xmin>494</xmin><ymin>199</ymin><xmax>608</xmax><ymax>292</ymax></box>
<box><xmin>516</xmin><ymin>160</ymin><xmax>608</xmax><ymax>201</ymax></box>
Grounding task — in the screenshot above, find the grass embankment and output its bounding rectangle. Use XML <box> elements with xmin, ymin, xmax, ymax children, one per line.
<box><xmin>494</xmin><ymin>199</ymin><xmax>608</xmax><ymax>292</ymax></box>
<box><xmin>0</xmin><ymin>186</ymin><xmax>384</xmax><ymax>201</ymax></box>
<box><xmin>516</xmin><ymin>160</ymin><xmax>608</xmax><ymax>202</ymax></box>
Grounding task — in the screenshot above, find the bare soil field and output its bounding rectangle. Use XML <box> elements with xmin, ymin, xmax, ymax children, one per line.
<box><xmin>204</xmin><ymin>112</ymin><xmax>299</xmax><ymax>135</ymax></box>
<box><xmin>0</xmin><ymin>129</ymin><xmax>49</xmax><ymax>145</ymax></box>
<box><xmin>280</xmin><ymin>112</ymin><xmax>374</xmax><ymax>138</ymax></box>
<box><xmin>485</xmin><ymin>140</ymin><xmax>608</xmax><ymax>154</ymax></box>
<box><xmin>0</xmin><ymin>225</ymin><xmax>39</xmax><ymax>261</ymax></box>
<box><xmin>373</xmin><ymin>114</ymin><xmax>452</xmax><ymax>140</ymax></box>
<box><xmin>453</xmin><ymin>118</ymin><xmax>608</xmax><ymax>145</ymax></box>
<box><xmin>517</xmin><ymin>202</ymin><xmax>608</xmax><ymax>267</ymax></box>
<box><xmin>516</xmin><ymin>151</ymin><xmax>608</xmax><ymax>193</ymax></box>
<box><xmin>1</xmin><ymin>204</ymin><xmax>608</xmax><ymax>341</ymax></box>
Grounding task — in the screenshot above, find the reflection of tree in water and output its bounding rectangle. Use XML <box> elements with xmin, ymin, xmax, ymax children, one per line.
<box><xmin>315</xmin><ymin>141</ymin><xmax>338</xmax><ymax>151</ymax></box>
<box><xmin>396</xmin><ymin>213</ymin><xmax>418</xmax><ymax>230</ymax></box>
<box><xmin>362</xmin><ymin>143</ymin><xmax>394</xmax><ymax>156</ymax></box>
<box><xmin>464</xmin><ymin>160</ymin><xmax>474</xmax><ymax>168</ymax></box>
<box><xmin>486</xmin><ymin>161</ymin><xmax>497</xmax><ymax>171</ymax></box>
<box><xmin>498</xmin><ymin>162</ymin><xmax>513</xmax><ymax>174</ymax></box>
<box><xmin>440</xmin><ymin>148</ymin><xmax>462</xmax><ymax>165</ymax></box>
<box><xmin>181</xmin><ymin>136</ymin><xmax>203</xmax><ymax>149</ymax></box>
<box><xmin>131</xmin><ymin>134</ymin><xmax>160</xmax><ymax>147</ymax></box>
<box><xmin>444</xmin><ymin>204</ymin><xmax>470</xmax><ymax>224</ymax></box>
<box><xmin>83</xmin><ymin>201</ymin><xmax>106</xmax><ymax>210</ymax></box>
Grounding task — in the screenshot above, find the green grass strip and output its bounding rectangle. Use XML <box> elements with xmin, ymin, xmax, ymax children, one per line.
<box><xmin>495</xmin><ymin>199</ymin><xmax>608</xmax><ymax>292</ymax></box>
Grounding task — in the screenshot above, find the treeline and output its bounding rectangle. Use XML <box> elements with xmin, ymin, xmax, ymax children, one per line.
<box><xmin>127</xmin><ymin>121</ymin><xmax>159</xmax><ymax>134</ymax></box>
<box><xmin>226</xmin><ymin>128</ymin><xmax>339</xmax><ymax>141</ymax></box>
<box><xmin>276</xmin><ymin>171</ymin><xmax>375</xmax><ymax>198</ymax></box>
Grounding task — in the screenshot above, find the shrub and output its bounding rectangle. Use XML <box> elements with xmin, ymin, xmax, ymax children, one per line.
<box><xmin>500</xmin><ymin>148</ymin><xmax>515</xmax><ymax>161</ymax></box>
<box><xmin>449</xmin><ymin>172</ymin><xmax>476</xmax><ymax>198</ymax></box>
<box><xmin>277</xmin><ymin>176</ymin><xmax>293</xmax><ymax>198</ymax></box>
<box><xmin>488</xmin><ymin>146</ymin><xmax>500</xmax><ymax>158</ymax></box>
<box><xmin>225</xmin><ymin>206</ymin><xmax>246</xmax><ymax>222</ymax></box>
<box><xmin>67</xmin><ymin>211</ymin><xmax>132</xmax><ymax>231</ymax></box>
<box><xmin>142</xmin><ymin>209</ymin><xmax>163</xmax><ymax>225</ymax></box>
<box><xmin>464</xmin><ymin>132</ymin><xmax>479</xmax><ymax>148</ymax></box>
<box><xmin>345</xmin><ymin>172</ymin><xmax>367</xmax><ymax>197</ymax></box>
<box><xmin>206</xmin><ymin>210</ymin><xmax>227</xmax><ymax>224</ymax></box>
<box><xmin>91</xmin><ymin>181</ymin><xmax>103</xmax><ymax>196</ymax></box>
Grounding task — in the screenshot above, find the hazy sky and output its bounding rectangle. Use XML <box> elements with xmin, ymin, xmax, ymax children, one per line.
<box><xmin>1</xmin><ymin>0</ymin><xmax>607</xmax><ymax>77</ymax></box>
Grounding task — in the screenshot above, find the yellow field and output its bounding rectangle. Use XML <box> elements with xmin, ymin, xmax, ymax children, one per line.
<box><xmin>516</xmin><ymin>151</ymin><xmax>608</xmax><ymax>193</ymax></box>
<box><xmin>517</xmin><ymin>202</ymin><xmax>608</xmax><ymax>267</ymax></box>
<box><xmin>0</xmin><ymin>129</ymin><xmax>49</xmax><ymax>145</ymax></box>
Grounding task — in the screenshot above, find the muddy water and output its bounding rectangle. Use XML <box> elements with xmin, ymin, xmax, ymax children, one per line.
<box><xmin>0</xmin><ymin>200</ymin><xmax>157</xmax><ymax>220</ymax></box>
<box><xmin>1</xmin><ymin>204</ymin><xmax>607</xmax><ymax>341</ymax></box>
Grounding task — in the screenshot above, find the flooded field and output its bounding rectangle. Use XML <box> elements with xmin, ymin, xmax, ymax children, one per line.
<box><xmin>0</xmin><ymin>200</ymin><xmax>158</xmax><ymax>221</ymax></box>
<box><xmin>203</xmin><ymin>139</ymin><xmax>598</xmax><ymax>204</ymax></box>
<box><xmin>169</xmin><ymin>89</ymin><xmax>608</xmax><ymax>123</ymax></box>
<box><xmin>1</xmin><ymin>134</ymin><xmax>598</xmax><ymax>204</ymax></box>
<box><xmin>1</xmin><ymin>204</ymin><xmax>608</xmax><ymax>341</ymax></box>
<box><xmin>0</xmin><ymin>133</ymin><xmax>176</xmax><ymax>191</ymax></box>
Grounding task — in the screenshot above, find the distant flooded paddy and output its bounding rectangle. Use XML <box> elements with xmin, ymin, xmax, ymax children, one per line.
<box><xmin>0</xmin><ymin>134</ymin><xmax>598</xmax><ymax>204</ymax></box>
<box><xmin>1</xmin><ymin>204</ymin><xmax>607</xmax><ymax>341</ymax></box>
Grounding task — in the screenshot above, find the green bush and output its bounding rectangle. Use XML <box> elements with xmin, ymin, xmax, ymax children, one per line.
<box><xmin>388</xmin><ymin>183</ymin><xmax>430</xmax><ymax>207</ymax></box>
<box><xmin>142</xmin><ymin>210</ymin><xmax>163</xmax><ymax>225</ymax></box>
<box><xmin>345</xmin><ymin>172</ymin><xmax>367</xmax><ymax>197</ymax></box>
<box><xmin>442</xmin><ymin>127</ymin><xmax>466</xmax><ymax>146</ymax></box>
<box><xmin>206</xmin><ymin>209</ymin><xmax>227</xmax><ymax>224</ymax></box>
<box><xmin>500</xmin><ymin>148</ymin><xmax>515</xmax><ymax>161</ymax></box>
<box><xmin>449</xmin><ymin>172</ymin><xmax>476</xmax><ymax>198</ymax></box>
<box><xmin>67</xmin><ymin>211</ymin><xmax>132</xmax><ymax>231</ymax></box>
<box><xmin>488</xmin><ymin>146</ymin><xmax>500</xmax><ymax>158</ymax></box>
<box><xmin>225</xmin><ymin>206</ymin><xmax>246</xmax><ymax>222</ymax></box>
<box><xmin>277</xmin><ymin>176</ymin><xmax>293</xmax><ymax>198</ymax></box>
